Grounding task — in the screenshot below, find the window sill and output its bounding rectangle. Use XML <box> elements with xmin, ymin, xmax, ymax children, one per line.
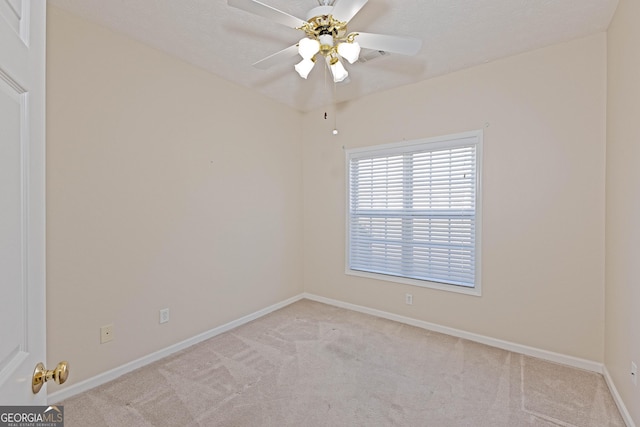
<box><xmin>345</xmin><ymin>268</ymin><xmax>482</xmax><ymax>297</ymax></box>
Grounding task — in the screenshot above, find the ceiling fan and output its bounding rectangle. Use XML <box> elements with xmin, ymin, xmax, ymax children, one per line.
<box><xmin>228</xmin><ymin>0</ymin><xmax>423</xmax><ymax>83</ymax></box>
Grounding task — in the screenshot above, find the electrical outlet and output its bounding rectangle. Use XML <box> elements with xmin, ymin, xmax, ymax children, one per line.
<box><xmin>100</xmin><ymin>324</ymin><xmax>114</xmax><ymax>344</ymax></box>
<box><xmin>405</xmin><ymin>293</ymin><xmax>413</xmax><ymax>305</ymax></box>
<box><xmin>160</xmin><ymin>308</ymin><xmax>170</xmax><ymax>324</ymax></box>
<box><xmin>632</xmin><ymin>362</ymin><xmax>638</xmax><ymax>386</ymax></box>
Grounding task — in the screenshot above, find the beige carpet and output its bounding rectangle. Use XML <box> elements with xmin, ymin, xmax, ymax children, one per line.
<box><xmin>61</xmin><ymin>300</ymin><xmax>625</xmax><ymax>426</ymax></box>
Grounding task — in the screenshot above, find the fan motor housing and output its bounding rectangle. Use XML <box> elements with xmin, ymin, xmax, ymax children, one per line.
<box><xmin>305</xmin><ymin>6</ymin><xmax>332</xmax><ymax>21</ymax></box>
<box><xmin>303</xmin><ymin>9</ymin><xmax>348</xmax><ymax>43</ymax></box>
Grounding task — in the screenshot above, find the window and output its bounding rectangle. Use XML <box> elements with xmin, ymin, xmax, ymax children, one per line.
<box><xmin>346</xmin><ymin>131</ymin><xmax>482</xmax><ymax>295</ymax></box>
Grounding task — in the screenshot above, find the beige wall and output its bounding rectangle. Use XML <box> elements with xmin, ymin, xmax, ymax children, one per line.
<box><xmin>46</xmin><ymin>6</ymin><xmax>303</xmax><ymax>388</ymax></box>
<box><xmin>606</xmin><ymin>0</ymin><xmax>640</xmax><ymax>423</ymax></box>
<box><xmin>303</xmin><ymin>34</ymin><xmax>607</xmax><ymax>362</ymax></box>
<box><xmin>46</xmin><ymin>3</ymin><xmax>627</xmax><ymax>412</ymax></box>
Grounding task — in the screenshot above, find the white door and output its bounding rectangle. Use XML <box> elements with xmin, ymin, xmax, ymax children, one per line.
<box><xmin>0</xmin><ymin>0</ymin><xmax>47</xmax><ymax>404</ymax></box>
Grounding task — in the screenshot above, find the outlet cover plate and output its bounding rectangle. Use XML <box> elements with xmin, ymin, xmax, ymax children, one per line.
<box><xmin>100</xmin><ymin>324</ymin><xmax>114</xmax><ymax>344</ymax></box>
<box><xmin>160</xmin><ymin>308</ymin><xmax>170</xmax><ymax>324</ymax></box>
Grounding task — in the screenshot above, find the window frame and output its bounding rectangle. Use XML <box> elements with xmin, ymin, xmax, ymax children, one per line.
<box><xmin>345</xmin><ymin>130</ymin><xmax>483</xmax><ymax>296</ymax></box>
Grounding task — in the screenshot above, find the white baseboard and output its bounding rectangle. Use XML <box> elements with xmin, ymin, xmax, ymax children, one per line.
<box><xmin>51</xmin><ymin>291</ymin><xmax>633</xmax><ymax>425</ymax></box>
<box><xmin>48</xmin><ymin>294</ymin><xmax>305</xmax><ymax>404</ymax></box>
<box><xmin>302</xmin><ymin>293</ymin><xmax>604</xmax><ymax>373</ymax></box>
<box><xmin>603</xmin><ymin>366</ymin><xmax>637</xmax><ymax>427</ymax></box>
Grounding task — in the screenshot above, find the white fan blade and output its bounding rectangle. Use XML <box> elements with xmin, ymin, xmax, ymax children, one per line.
<box><xmin>355</xmin><ymin>32</ymin><xmax>422</xmax><ymax>56</ymax></box>
<box><xmin>252</xmin><ymin>45</ymin><xmax>299</xmax><ymax>69</ymax></box>
<box><xmin>331</xmin><ymin>0</ymin><xmax>368</xmax><ymax>23</ymax></box>
<box><xmin>228</xmin><ymin>0</ymin><xmax>307</xmax><ymax>29</ymax></box>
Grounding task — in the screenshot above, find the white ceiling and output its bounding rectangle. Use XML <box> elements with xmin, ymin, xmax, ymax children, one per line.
<box><xmin>47</xmin><ymin>0</ymin><xmax>618</xmax><ymax>112</ymax></box>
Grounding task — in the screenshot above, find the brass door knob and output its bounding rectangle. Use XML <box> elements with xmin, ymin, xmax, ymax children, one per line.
<box><xmin>32</xmin><ymin>361</ymin><xmax>69</xmax><ymax>394</ymax></box>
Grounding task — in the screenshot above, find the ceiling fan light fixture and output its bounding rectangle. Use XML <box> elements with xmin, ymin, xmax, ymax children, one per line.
<box><xmin>295</xmin><ymin>57</ymin><xmax>316</xmax><ymax>79</ymax></box>
<box><xmin>337</xmin><ymin>41</ymin><xmax>360</xmax><ymax>64</ymax></box>
<box><xmin>327</xmin><ymin>56</ymin><xmax>348</xmax><ymax>83</ymax></box>
<box><xmin>229</xmin><ymin>0</ymin><xmax>423</xmax><ymax>89</ymax></box>
<box><xmin>298</xmin><ymin>37</ymin><xmax>320</xmax><ymax>59</ymax></box>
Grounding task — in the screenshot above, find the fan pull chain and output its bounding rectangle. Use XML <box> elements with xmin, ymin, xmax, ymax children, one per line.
<box><xmin>321</xmin><ymin>57</ymin><xmax>338</xmax><ymax>135</ymax></box>
<box><xmin>332</xmin><ymin>80</ymin><xmax>338</xmax><ymax>135</ymax></box>
<box><xmin>324</xmin><ymin>58</ymin><xmax>328</xmax><ymax>122</ymax></box>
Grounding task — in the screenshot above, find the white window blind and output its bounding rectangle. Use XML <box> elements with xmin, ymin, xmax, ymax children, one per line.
<box><xmin>347</xmin><ymin>132</ymin><xmax>481</xmax><ymax>291</ymax></box>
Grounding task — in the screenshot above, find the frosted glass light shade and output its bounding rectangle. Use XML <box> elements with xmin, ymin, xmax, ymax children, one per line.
<box><xmin>337</xmin><ymin>41</ymin><xmax>361</xmax><ymax>64</ymax></box>
<box><xmin>295</xmin><ymin>58</ymin><xmax>315</xmax><ymax>79</ymax></box>
<box><xmin>298</xmin><ymin>38</ymin><xmax>320</xmax><ymax>60</ymax></box>
<box><xmin>318</xmin><ymin>34</ymin><xmax>334</xmax><ymax>47</ymax></box>
<box><xmin>328</xmin><ymin>57</ymin><xmax>349</xmax><ymax>83</ymax></box>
